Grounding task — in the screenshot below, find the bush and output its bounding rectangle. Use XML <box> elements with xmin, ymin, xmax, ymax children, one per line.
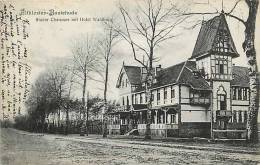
<box><xmin>0</xmin><ymin>120</ymin><xmax>13</xmax><ymax>128</ymax></box>
<box><xmin>14</xmin><ymin>115</ymin><xmax>29</xmax><ymax>131</ymax></box>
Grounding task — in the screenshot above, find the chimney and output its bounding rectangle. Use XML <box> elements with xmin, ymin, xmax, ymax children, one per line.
<box><xmin>155</xmin><ymin>65</ymin><xmax>162</xmax><ymax>77</ymax></box>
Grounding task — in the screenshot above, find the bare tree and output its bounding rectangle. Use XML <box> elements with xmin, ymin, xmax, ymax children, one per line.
<box><xmin>116</xmin><ymin>0</ymin><xmax>188</xmax><ymax>139</ymax></box>
<box><xmin>98</xmin><ymin>19</ymin><xmax>119</xmax><ymax>137</ymax></box>
<box><xmin>70</xmin><ymin>34</ymin><xmax>102</xmax><ymax>136</ymax></box>
<box><xmin>227</xmin><ymin>0</ymin><xmax>259</xmax><ymax>142</ymax></box>
<box><xmin>46</xmin><ymin>64</ymin><xmax>68</xmax><ymax>128</ymax></box>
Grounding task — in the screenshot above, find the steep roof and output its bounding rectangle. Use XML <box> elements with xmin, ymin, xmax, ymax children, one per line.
<box><xmin>191</xmin><ymin>13</ymin><xmax>239</xmax><ymax>59</ymax></box>
<box><xmin>134</xmin><ymin>61</ymin><xmax>211</xmax><ymax>92</ymax></box>
<box><xmin>123</xmin><ymin>66</ymin><xmax>141</xmax><ymax>85</ymax></box>
<box><xmin>157</xmin><ymin>61</ymin><xmax>211</xmax><ymax>90</ymax></box>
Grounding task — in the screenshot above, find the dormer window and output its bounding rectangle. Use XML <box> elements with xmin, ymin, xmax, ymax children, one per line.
<box><xmin>215</xmin><ymin>28</ymin><xmax>230</xmax><ymax>53</ymax></box>
<box><xmin>193</xmin><ymin>71</ymin><xmax>199</xmax><ymax>78</ymax></box>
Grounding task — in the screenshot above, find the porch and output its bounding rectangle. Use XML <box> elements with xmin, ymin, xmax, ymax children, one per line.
<box><xmin>107</xmin><ymin>105</ymin><xmax>180</xmax><ymax>137</ymax></box>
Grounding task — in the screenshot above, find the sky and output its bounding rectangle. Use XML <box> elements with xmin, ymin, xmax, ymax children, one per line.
<box><xmin>2</xmin><ymin>0</ymin><xmax>260</xmax><ymax>101</ymax></box>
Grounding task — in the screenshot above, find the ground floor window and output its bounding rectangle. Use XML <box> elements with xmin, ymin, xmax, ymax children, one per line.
<box><xmin>170</xmin><ymin>114</ymin><xmax>176</xmax><ymax>124</ymax></box>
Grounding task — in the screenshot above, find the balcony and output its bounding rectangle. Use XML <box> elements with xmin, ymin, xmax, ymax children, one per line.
<box><xmin>115</xmin><ymin>105</ymin><xmax>131</xmax><ymax>112</ymax></box>
<box><xmin>216</xmin><ymin>110</ymin><xmax>232</xmax><ymax>118</ymax></box>
<box><xmin>190</xmin><ymin>97</ymin><xmax>210</xmax><ymax>105</ymax></box>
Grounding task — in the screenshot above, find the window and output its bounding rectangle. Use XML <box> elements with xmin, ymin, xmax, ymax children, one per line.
<box><xmin>171</xmin><ymin>86</ymin><xmax>175</xmax><ymax>99</ymax></box>
<box><xmin>220</xmin><ymin>95</ymin><xmax>226</xmax><ymax>110</ymax></box>
<box><xmin>216</xmin><ymin>60</ymin><xmax>228</xmax><ymax>75</ymax></box>
<box><xmin>170</xmin><ymin>114</ymin><xmax>176</xmax><ymax>123</ymax></box>
<box><xmin>233</xmin><ymin>111</ymin><xmax>237</xmax><ymax>123</ymax></box>
<box><xmin>164</xmin><ymin>88</ymin><xmax>167</xmax><ymax>100</ymax></box>
<box><xmin>244</xmin><ymin>111</ymin><xmax>247</xmax><ymax>123</ymax></box>
<box><xmin>122</xmin><ymin>97</ymin><xmax>125</xmax><ymax>105</ymax></box>
<box><xmin>219</xmin><ymin>64</ymin><xmax>224</xmax><ymax>74</ymax></box>
<box><xmin>157</xmin><ymin>90</ymin><xmax>160</xmax><ymax>103</ymax></box>
<box><xmin>232</xmin><ymin>87</ymin><xmax>237</xmax><ymax>100</ymax></box>
<box><xmin>242</xmin><ymin>88</ymin><xmax>248</xmax><ymax>100</ymax></box>
<box><xmin>218</xmin><ymin>94</ymin><xmax>226</xmax><ymax>110</ymax></box>
<box><xmin>215</xmin><ymin>28</ymin><xmax>230</xmax><ymax>53</ymax></box>
<box><xmin>125</xmin><ymin>79</ymin><xmax>128</xmax><ymax>87</ymax></box>
<box><xmin>140</xmin><ymin>94</ymin><xmax>143</xmax><ymax>104</ymax></box>
<box><xmin>151</xmin><ymin>93</ymin><xmax>154</xmax><ymax>101</ymax></box>
<box><xmin>237</xmin><ymin>88</ymin><xmax>242</xmax><ymax>100</ymax></box>
<box><xmin>127</xmin><ymin>96</ymin><xmax>129</xmax><ymax>106</ymax></box>
<box><xmin>238</xmin><ymin>111</ymin><xmax>242</xmax><ymax>123</ymax></box>
<box><xmin>132</xmin><ymin>95</ymin><xmax>134</xmax><ymax>104</ymax></box>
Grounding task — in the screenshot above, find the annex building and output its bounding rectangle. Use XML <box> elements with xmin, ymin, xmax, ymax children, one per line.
<box><xmin>108</xmin><ymin>13</ymin><xmax>260</xmax><ymax>139</ymax></box>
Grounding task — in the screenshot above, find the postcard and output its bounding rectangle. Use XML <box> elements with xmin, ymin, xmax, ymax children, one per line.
<box><xmin>0</xmin><ymin>0</ymin><xmax>260</xmax><ymax>164</ymax></box>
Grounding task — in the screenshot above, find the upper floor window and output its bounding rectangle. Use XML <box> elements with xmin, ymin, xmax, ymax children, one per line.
<box><xmin>171</xmin><ymin>86</ymin><xmax>175</xmax><ymax>99</ymax></box>
<box><xmin>216</xmin><ymin>60</ymin><xmax>228</xmax><ymax>74</ymax></box>
<box><xmin>157</xmin><ymin>90</ymin><xmax>160</xmax><ymax>101</ymax></box>
<box><xmin>125</xmin><ymin>79</ymin><xmax>128</xmax><ymax>87</ymax></box>
<box><xmin>232</xmin><ymin>87</ymin><xmax>237</xmax><ymax>100</ymax></box>
<box><xmin>140</xmin><ymin>94</ymin><xmax>143</xmax><ymax>104</ymax></box>
<box><xmin>242</xmin><ymin>88</ymin><xmax>248</xmax><ymax>100</ymax></box>
<box><xmin>164</xmin><ymin>88</ymin><xmax>167</xmax><ymax>100</ymax></box>
<box><xmin>237</xmin><ymin>88</ymin><xmax>242</xmax><ymax>100</ymax></box>
<box><xmin>217</xmin><ymin>86</ymin><xmax>227</xmax><ymax>110</ymax></box>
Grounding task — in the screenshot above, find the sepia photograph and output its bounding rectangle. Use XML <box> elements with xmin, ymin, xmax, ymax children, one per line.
<box><xmin>0</xmin><ymin>0</ymin><xmax>260</xmax><ymax>164</ymax></box>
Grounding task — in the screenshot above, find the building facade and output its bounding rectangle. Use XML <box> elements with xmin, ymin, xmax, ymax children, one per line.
<box><xmin>108</xmin><ymin>13</ymin><xmax>259</xmax><ymax>139</ymax></box>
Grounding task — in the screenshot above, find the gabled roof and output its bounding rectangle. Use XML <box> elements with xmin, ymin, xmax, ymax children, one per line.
<box><xmin>124</xmin><ymin>66</ymin><xmax>141</xmax><ymax>85</ymax></box>
<box><xmin>157</xmin><ymin>61</ymin><xmax>211</xmax><ymax>90</ymax></box>
<box><xmin>191</xmin><ymin>13</ymin><xmax>239</xmax><ymax>59</ymax></box>
<box><xmin>116</xmin><ymin>65</ymin><xmax>142</xmax><ymax>88</ymax></box>
<box><xmin>134</xmin><ymin>61</ymin><xmax>211</xmax><ymax>92</ymax></box>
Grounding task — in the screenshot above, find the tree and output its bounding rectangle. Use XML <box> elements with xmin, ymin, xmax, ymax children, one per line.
<box><xmin>116</xmin><ymin>0</ymin><xmax>188</xmax><ymax>139</ymax></box>
<box><xmin>26</xmin><ymin>72</ymin><xmax>57</xmax><ymax>132</ymax></box>
<box><xmin>46</xmin><ymin>64</ymin><xmax>69</xmax><ymax>128</ymax></box>
<box><xmin>231</xmin><ymin>0</ymin><xmax>259</xmax><ymax>142</ymax></box>
<box><xmin>183</xmin><ymin>0</ymin><xmax>259</xmax><ymax>142</ymax></box>
<box><xmin>98</xmin><ymin>18</ymin><xmax>119</xmax><ymax>137</ymax></box>
<box><xmin>70</xmin><ymin>34</ymin><xmax>102</xmax><ymax>136</ymax></box>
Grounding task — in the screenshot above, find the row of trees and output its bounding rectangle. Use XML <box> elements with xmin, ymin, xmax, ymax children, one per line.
<box><xmin>18</xmin><ymin>20</ymin><xmax>119</xmax><ymax>135</ymax></box>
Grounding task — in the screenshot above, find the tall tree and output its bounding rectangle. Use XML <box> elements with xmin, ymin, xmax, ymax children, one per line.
<box><xmin>70</xmin><ymin>34</ymin><xmax>101</xmax><ymax>136</ymax></box>
<box><xmin>116</xmin><ymin>0</ymin><xmax>188</xmax><ymax>139</ymax></box>
<box><xmin>98</xmin><ymin>19</ymin><xmax>119</xmax><ymax>137</ymax></box>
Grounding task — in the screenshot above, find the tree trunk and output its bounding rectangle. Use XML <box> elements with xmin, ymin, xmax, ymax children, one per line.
<box><xmin>80</xmin><ymin>73</ymin><xmax>87</xmax><ymax>136</ymax></box>
<box><xmin>65</xmin><ymin>108</ymin><xmax>69</xmax><ymax>135</ymax></box>
<box><xmin>103</xmin><ymin>61</ymin><xmax>109</xmax><ymax>138</ymax></box>
<box><xmin>144</xmin><ymin>70</ymin><xmax>153</xmax><ymax>139</ymax></box>
<box><xmin>245</xmin><ymin>0</ymin><xmax>259</xmax><ymax>142</ymax></box>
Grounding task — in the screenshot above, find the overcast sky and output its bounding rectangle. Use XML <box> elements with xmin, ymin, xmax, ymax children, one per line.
<box><xmin>2</xmin><ymin>0</ymin><xmax>260</xmax><ymax>101</ymax></box>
